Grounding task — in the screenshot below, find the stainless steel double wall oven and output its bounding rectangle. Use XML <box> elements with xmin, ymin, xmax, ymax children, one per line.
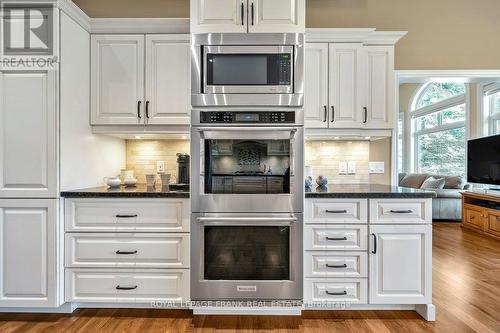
<box><xmin>190</xmin><ymin>33</ymin><xmax>304</xmax><ymax>301</ymax></box>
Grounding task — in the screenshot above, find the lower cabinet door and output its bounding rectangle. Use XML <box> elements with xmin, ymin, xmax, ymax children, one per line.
<box><xmin>369</xmin><ymin>224</ymin><xmax>432</xmax><ymax>304</ymax></box>
<box><xmin>304</xmin><ymin>278</ymin><xmax>367</xmax><ymax>304</ymax></box>
<box><xmin>0</xmin><ymin>199</ymin><xmax>59</xmax><ymax>307</ymax></box>
<box><xmin>65</xmin><ymin>268</ymin><xmax>189</xmax><ymax>303</ymax></box>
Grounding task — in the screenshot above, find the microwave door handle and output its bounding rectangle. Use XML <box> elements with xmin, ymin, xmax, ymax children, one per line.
<box><xmin>197</xmin><ymin>216</ymin><xmax>297</xmax><ymax>223</ymax></box>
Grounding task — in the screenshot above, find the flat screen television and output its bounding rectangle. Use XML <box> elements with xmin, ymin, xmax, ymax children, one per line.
<box><xmin>467</xmin><ymin>134</ymin><xmax>500</xmax><ymax>186</ymax></box>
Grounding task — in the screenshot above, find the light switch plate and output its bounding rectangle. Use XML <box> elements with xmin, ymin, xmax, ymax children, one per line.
<box><xmin>339</xmin><ymin>161</ymin><xmax>347</xmax><ymax>175</ymax></box>
<box><xmin>348</xmin><ymin>161</ymin><xmax>356</xmax><ymax>174</ymax></box>
<box><xmin>369</xmin><ymin>161</ymin><xmax>385</xmax><ymax>174</ymax></box>
<box><xmin>156</xmin><ymin>161</ymin><xmax>165</xmax><ymax>173</ymax></box>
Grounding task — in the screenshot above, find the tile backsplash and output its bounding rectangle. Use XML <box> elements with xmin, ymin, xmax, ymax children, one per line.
<box><xmin>126</xmin><ymin>140</ymin><xmax>190</xmax><ymax>184</ymax></box>
<box><xmin>305</xmin><ymin>141</ymin><xmax>370</xmax><ymax>185</ymax></box>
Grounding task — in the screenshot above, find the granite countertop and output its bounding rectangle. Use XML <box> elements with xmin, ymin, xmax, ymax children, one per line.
<box><xmin>305</xmin><ymin>184</ymin><xmax>437</xmax><ymax>198</ymax></box>
<box><xmin>61</xmin><ymin>184</ymin><xmax>190</xmax><ymax>198</ymax></box>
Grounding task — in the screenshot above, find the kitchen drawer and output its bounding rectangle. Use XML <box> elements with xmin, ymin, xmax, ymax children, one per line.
<box><xmin>305</xmin><ymin>199</ymin><xmax>367</xmax><ymax>224</ymax></box>
<box><xmin>65</xmin><ymin>233</ymin><xmax>189</xmax><ymax>268</ymax></box>
<box><xmin>369</xmin><ymin>199</ymin><xmax>432</xmax><ymax>224</ymax></box>
<box><xmin>304</xmin><ymin>278</ymin><xmax>367</xmax><ymax>304</ymax></box>
<box><xmin>65</xmin><ymin>268</ymin><xmax>189</xmax><ymax>303</ymax></box>
<box><xmin>304</xmin><ymin>225</ymin><xmax>367</xmax><ymax>251</ymax></box>
<box><xmin>304</xmin><ymin>252</ymin><xmax>367</xmax><ymax>278</ymax></box>
<box><xmin>65</xmin><ymin>198</ymin><xmax>189</xmax><ymax>232</ymax></box>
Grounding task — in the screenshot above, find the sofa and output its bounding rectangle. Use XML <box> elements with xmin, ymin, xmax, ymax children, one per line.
<box><xmin>398</xmin><ymin>173</ymin><xmax>471</xmax><ymax>221</ymax></box>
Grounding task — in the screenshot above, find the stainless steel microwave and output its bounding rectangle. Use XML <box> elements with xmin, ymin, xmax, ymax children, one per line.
<box><xmin>191</xmin><ymin>33</ymin><xmax>304</xmax><ymax>107</ymax></box>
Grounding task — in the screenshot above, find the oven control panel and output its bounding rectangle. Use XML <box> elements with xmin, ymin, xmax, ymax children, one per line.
<box><xmin>200</xmin><ymin>111</ymin><xmax>295</xmax><ymax>124</ymax></box>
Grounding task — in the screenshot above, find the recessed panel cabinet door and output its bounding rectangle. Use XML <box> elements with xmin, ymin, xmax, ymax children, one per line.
<box><xmin>0</xmin><ymin>199</ymin><xmax>59</xmax><ymax>307</ymax></box>
<box><xmin>304</xmin><ymin>43</ymin><xmax>329</xmax><ymax>128</ymax></box>
<box><xmin>369</xmin><ymin>224</ymin><xmax>432</xmax><ymax>304</ymax></box>
<box><xmin>191</xmin><ymin>0</ymin><xmax>247</xmax><ymax>33</ymax></box>
<box><xmin>0</xmin><ymin>70</ymin><xmax>57</xmax><ymax>198</ymax></box>
<box><xmin>145</xmin><ymin>35</ymin><xmax>190</xmax><ymax>125</ymax></box>
<box><xmin>248</xmin><ymin>0</ymin><xmax>305</xmax><ymax>33</ymax></box>
<box><xmin>91</xmin><ymin>35</ymin><xmax>145</xmax><ymax>125</ymax></box>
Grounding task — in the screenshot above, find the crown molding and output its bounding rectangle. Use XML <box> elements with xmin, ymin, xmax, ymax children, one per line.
<box><xmin>89</xmin><ymin>18</ymin><xmax>190</xmax><ymax>34</ymax></box>
<box><xmin>57</xmin><ymin>0</ymin><xmax>91</xmax><ymax>32</ymax></box>
<box><xmin>306</xmin><ymin>28</ymin><xmax>407</xmax><ymax>45</ymax></box>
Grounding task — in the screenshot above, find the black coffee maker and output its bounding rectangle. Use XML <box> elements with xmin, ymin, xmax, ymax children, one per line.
<box><xmin>176</xmin><ymin>153</ymin><xmax>190</xmax><ymax>184</ymax></box>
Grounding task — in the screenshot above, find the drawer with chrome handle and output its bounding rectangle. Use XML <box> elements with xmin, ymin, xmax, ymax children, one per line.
<box><xmin>304</xmin><ymin>252</ymin><xmax>368</xmax><ymax>278</ymax></box>
<box><xmin>304</xmin><ymin>225</ymin><xmax>367</xmax><ymax>251</ymax></box>
<box><xmin>304</xmin><ymin>278</ymin><xmax>367</xmax><ymax>304</ymax></box>
<box><xmin>65</xmin><ymin>233</ymin><xmax>190</xmax><ymax>268</ymax></box>
<box><xmin>65</xmin><ymin>268</ymin><xmax>189</xmax><ymax>303</ymax></box>
<box><xmin>369</xmin><ymin>198</ymin><xmax>432</xmax><ymax>224</ymax></box>
<box><xmin>305</xmin><ymin>199</ymin><xmax>368</xmax><ymax>224</ymax></box>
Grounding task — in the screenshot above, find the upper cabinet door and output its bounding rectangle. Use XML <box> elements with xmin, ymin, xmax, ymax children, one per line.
<box><xmin>0</xmin><ymin>70</ymin><xmax>57</xmax><ymax>198</ymax></box>
<box><xmin>248</xmin><ymin>0</ymin><xmax>305</xmax><ymax>33</ymax></box>
<box><xmin>91</xmin><ymin>35</ymin><xmax>145</xmax><ymax>125</ymax></box>
<box><xmin>329</xmin><ymin>43</ymin><xmax>364</xmax><ymax>128</ymax></box>
<box><xmin>369</xmin><ymin>224</ymin><xmax>432</xmax><ymax>305</ymax></box>
<box><xmin>191</xmin><ymin>0</ymin><xmax>248</xmax><ymax>33</ymax></box>
<box><xmin>362</xmin><ymin>46</ymin><xmax>394</xmax><ymax>129</ymax></box>
<box><xmin>304</xmin><ymin>43</ymin><xmax>329</xmax><ymax>128</ymax></box>
<box><xmin>145</xmin><ymin>35</ymin><xmax>190</xmax><ymax>125</ymax></box>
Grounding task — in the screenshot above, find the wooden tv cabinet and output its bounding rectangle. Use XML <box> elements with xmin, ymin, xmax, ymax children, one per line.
<box><xmin>461</xmin><ymin>191</ymin><xmax>500</xmax><ymax>240</ymax></box>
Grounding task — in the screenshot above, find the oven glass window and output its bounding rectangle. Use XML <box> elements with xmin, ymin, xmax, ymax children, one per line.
<box><xmin>206</xmin><ymin>54</ymin><xmax>291</xmax><ymax>86</ymax></box>
<box><xmin>204</xmin><ymin>139</ymin><xmax>291</xmax><ymax>194</ymax></box>
<box><xmin>204</xmin><ymin>226</ymin><xmax>290</xmax><ymax>280</ymax></box>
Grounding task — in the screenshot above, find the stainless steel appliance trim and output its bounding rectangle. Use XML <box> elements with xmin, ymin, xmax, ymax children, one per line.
<box><xmin>197</xmin><ymin>216</ymin><xmax>297</xmax><ymax>223</ymax></box>
<box><xmin>191</xmin><ymin>33</ymin><xmax>304</xmax><ymax>46</ymax></box>
<box><xmin>191</xmin><ymin>93</ymin><xmax>304</xmax><ymax>107</ymax></box>
<box><xmin>191</xmin><ymin>108</ymin><xmax>304</xmax><ymax>127</ymax></box>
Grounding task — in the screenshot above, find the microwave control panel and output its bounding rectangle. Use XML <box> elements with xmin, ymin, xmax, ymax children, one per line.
<box><xmin>200</xmin><ymin>111</ymin><xmax>295</xmax><ymax>124</ymax></box>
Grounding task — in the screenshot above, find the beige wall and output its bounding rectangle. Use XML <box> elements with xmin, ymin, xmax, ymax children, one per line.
<box><xmin>73</xmin><ymin>0</ymin><xmax>500</xmax><ymax>70</ymax></box>
<box><xmin>369</xmin><ymin>138</ymin><xmax>392</xmax><ymax>185</ymax></box>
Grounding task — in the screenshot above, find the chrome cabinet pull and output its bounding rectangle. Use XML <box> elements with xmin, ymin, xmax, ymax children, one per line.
<box><xmin>137</xmin><ymin>101</ymin><xmax>142</xmax><ymax>119</ymax></box>
<box><xmin>326</xmin><ymin>236</ymin><xmax>347</xmax><ymax>241</ymax></box>
<box><xmin>389</xmin><ymin>210</ymin><xmax>413</xmax><ymax>214</ymax></box>
<box><xmin>326</xmin><ymin>263</ymin><xmax>347</xmax><ymax>268</ymax></box>
<box><xmin>326</xmin><ymin>290</ymin><xmax>347</xmax><ymax>296</ymax></box>
<box><xmin>325</xmin><ymin>210</ymin><xmax>347</xmax><ymax>214</ymax></box>
<box><xmin>115</xmin><ymin>214</ymin><xmax>138</xmax><ymax>218</ymax></box>
<box><xmin>371</xmin><ymin>233</ymin><xmax>377</xmax><ymax>254</ymax></box>
<box><xmin>115</xmin><ymin>250</ymin><xmax>138</xmax><ymax>255</ymax></box>
<box><xmin>116</xmin><ymin>285</ymin><xmax>137</xmax><ymax>290</ymax></box>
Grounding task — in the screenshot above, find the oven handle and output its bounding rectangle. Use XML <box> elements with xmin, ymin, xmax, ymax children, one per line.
<box><xmin>196</xmin><ymin>127</ymin><xmax>297</xmax><ymax>138</ymax></box>
<box><xmin>196</xmin><ymin>216</ymin><xmax>297</xmax><ymax>224</ymax></box>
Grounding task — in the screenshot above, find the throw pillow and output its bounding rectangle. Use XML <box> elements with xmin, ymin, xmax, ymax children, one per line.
<box><xmin>400</xmin><ymin>173</ymin><xmax>429</xmax><ymax>188</ymax></box>
<box><xmin>420</xmin><ymin>177</ymin><xmax>446</xmax><ymax>190</ymax></box>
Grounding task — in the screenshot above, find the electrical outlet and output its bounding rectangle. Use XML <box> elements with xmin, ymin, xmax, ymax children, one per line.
<box><xmin>156</xmin><ymin>161</ymin><xmax>165</xmax><ymax>173</ymax></box>
<box><xmin>348</xmin><ymin>161</ymin><xmax>357</xmax><ymax>174</ymax></box>
<box><xmin>339</xmin><ymin>162</ymin><xmax>347</xmax><ymax>175</ymax></box>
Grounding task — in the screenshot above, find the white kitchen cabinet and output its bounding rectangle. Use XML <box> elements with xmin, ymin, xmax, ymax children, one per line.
<box><xmin>91</xmin><ymin>34</ymin><xmax>190</xmax><ymax>126</ymax></box>
<box><xmin>329</xmin><ymin>43</ymin><xmax>364</xmax><ymax>128</ymax></box>
<box><xmin>361</xmin><ymin>46</ymin><xmax>394</xmax><ymax>129</ymax></box>
<box><xmin>191</xmin><ymin>0</ymin><xmax>304</xmax><ymax>33</ymax></box>
<box><xmin>0</xmin><ymin>70</ymin><xmax>58</xmax><ymax>198</ymax></box>
<box><xmin>91</xmin><ymin>35</ymin><xmax>145</xmax><ymax>125</ymax></box>
<box><xmin>304</xmin><ymin>43</ymin><xmax>329</xmax><ymax>128</ymax></box>
<box><xmin>145</xmin><ymin>35</ymin><xmax>190</xmax><ymax>125</ymax></box>
<box><xmin>0</xmin><ymin>199</ymin><xmax>59</xmax><ymax>307</ymax></box>
<box><xmin>369</xmin><ymin>224</ymin><xmax>432</xmax><ymax>304</ymax></box>
<box><xmin>248</xmin><ymin>0</ymin><xmax>305</xmax><ymax>33</ymax></box>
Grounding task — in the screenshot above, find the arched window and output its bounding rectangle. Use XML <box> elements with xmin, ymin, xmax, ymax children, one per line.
<box><xmin>410</xmin><ymin>83</ymin><xmax>467</xmax><ymax>176</ymax></box>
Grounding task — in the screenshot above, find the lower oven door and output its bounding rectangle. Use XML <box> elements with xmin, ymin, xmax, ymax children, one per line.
<box><xmin>191</xmin><ymin>126</ymin><xmax>304</xmax><ymax>213</ymax></box>
<box><xmin>191</xmin><ymin>213</ymin><xmax>303</xmax><ymax>300</ymax></box>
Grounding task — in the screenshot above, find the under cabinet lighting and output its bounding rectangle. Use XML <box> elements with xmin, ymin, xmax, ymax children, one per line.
<box><xmin>181</xmin><ymin>135</ymin><xmax>188</xmax><ymax>140</ymax></box>
<box><xmin>365</xmin><ymin>136</ymin><xmax>371</xmax><ymax>140</ymax></box>
<box><xmin>135</xmin><ymin>135</ymin><xmax>141</xmax><ymax>139</ymax></box>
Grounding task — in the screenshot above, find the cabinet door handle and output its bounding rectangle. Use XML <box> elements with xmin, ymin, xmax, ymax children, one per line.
<box><xmin>137</xmin><ymin>101</ymin><xmax>142</xmax><ymax>119</ymax></box>
<box><xmin>325</xmin><ymin>210</ymin><xmax>347</xmax><ymax>214</ymax></box>
<box><xmin>363</xmin><ymin>107</ymin><xmax>368</xmax><ymax>123</ymax></box>
<box><xmin>241</xmin><ymin>2</ymin><xmax>244</xmax><ymax>25</ymax></box>
<box><xmin>331</xmin><ymin>106</ymin><xmax>335</xmax><ymax>122</ymax></box>
<box><xmin>389</xmin><ymin>210</ymin><xmax>413</xmax><ymax>214</ymax></box>
<box><xmin>323</xmin><ymin>105</ymin><xmax>327</xmax><ymax>122</ymax></box>
<box><xmin>371</xmin><ymin>233</ymin><xmax>377</xmax><ymax>254</ymax></box>
<box><xmin>326</xmin><ymin>236</ymin><xmax>347</xmax><ymax>241</ymax></box>
<box><xmin>116</xmin><ymin>285</ymin><xmax>138</xmax><ymax>290</ymax></box>
<box><xmin>251</xmin><ymin>2</ymin><xmax>255</xmax><ymax>26</ymax></box>
<box><xmin>326</xmin><ymin>290</ymin><xmax>347</xmax><ymax>296</ymax></box>
<box><xmin>115</xmin><ymin>250</ymin><xmax>138</xmax><ymax>255</ymax></box>
<box><xmin>145</xmin><ymin>101</ymin><xmax>150</xmax><ymax>119</ymax></box>
<box><xmin>115</xmin><ymin>214</ymin><xmax>138</xmax><ymax>218</ymax></box>
<box><xmin>326</xmin><ymin>263</ymin><xmax>347</xmax><ymax>268</ymax></box>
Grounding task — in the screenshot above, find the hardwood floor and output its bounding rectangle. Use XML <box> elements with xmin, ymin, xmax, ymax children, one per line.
<box><xmin>0</xmin><ymin>223</ymin><xmax>499</xmax><ymax>333</ymax></box>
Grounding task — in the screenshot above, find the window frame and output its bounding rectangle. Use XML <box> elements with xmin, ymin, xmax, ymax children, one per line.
<box><xmin>410</xmin><ymin>82</ymin><xmax>468</xmax><ymax>175</ymax></box>
<box><xmin>481</xmin><ymin>82</ymin><xmax>500</xmax><ymax>136</ymax></box>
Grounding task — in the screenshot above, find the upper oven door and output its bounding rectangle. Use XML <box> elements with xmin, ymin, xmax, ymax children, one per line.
<box><xmin>203</xmin><ymin>46</ymin><xmax>294</xmax><ymax>94</ymax></box>
<box><xmin>191</xmin><ymin>126</ymin><xmax>304</xmax><ymax>213</ymax></box>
